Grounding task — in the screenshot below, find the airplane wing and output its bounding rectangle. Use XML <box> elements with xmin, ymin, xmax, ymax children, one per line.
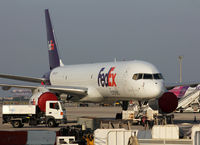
<box><xmin>0</xmin><ymin>73</ymin><xmax>45</xmax><ymax>83</ymax></box>
<box><xmin>165</xmin><ymin>81</ymin><xmax>199</xmax><ymax>90</ymax></box>
<box><xmin>46</xmin><ymin>85</ymin><xmax>88</xmax><ymax>95</ymax></box>
<box><xmin>0</xmin><ymin>84</ymin><xmax>88</xmax><ymax>96</ymax></box>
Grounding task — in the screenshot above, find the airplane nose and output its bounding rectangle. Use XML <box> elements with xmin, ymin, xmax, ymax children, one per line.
<box><xmin>143</xmin><ymin>81</ymin><xmax>165</xmax><ymax>99</ymax></box>
<box><xmin>136</xmin><ymin>81</ymin><xmax>166</xmax><ymax>99</ymax></box>
<box><xmin>152</xmin><ymin>82</ymin><xmax>165</xmax><ymax>98</ymax></box>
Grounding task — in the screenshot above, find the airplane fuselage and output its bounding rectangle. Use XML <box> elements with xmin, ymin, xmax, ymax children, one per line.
<box><xmin>49</xmin><ymin>60</ymin><xmax>165</xmax><ymax>102</ymax></box>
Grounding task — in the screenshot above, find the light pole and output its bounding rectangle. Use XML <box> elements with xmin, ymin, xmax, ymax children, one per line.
<box><xmin>178</xmin><ymin>56</ymin><xmax>183</xmax><ymax>83</ymax></box>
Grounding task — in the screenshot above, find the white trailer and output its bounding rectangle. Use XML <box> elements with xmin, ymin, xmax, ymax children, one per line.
<box><xmin>3</xmin><ymin>105</ymin><xmax>36</xmax><ymax>114</ymax></box>
<box><xmin>2</xmin><ymin>101</ymin><xmax>66</xmax><ymax>128</ymax></box>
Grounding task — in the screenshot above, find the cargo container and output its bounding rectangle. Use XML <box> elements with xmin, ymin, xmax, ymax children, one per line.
<box><xmin>191</xmin><ymin>125</ymin><xmax>200</xmax><ymax>145</ymax></box>
<box><xmin>94</xmin><ymin>129</ymin><xmax>138</xmax><ymax>145</ymax></box>
<box><xmin>152</xmin><ymin>125</ymin><xmax>179</xmax><ymax>139</ymax></box>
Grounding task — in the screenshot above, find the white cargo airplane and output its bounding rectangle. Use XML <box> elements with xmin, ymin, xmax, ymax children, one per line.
<box><xmin>0</xmin><ymin>9</ymin><xmax>197</xmax><ymax>114</ymax></box>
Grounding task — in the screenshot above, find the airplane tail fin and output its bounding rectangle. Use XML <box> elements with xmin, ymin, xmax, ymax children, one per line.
<box><xmin>45</xmin><ymin>9</ymin><xmax>60</xmax><ymax>70</ymax></box>
<box><xmin>169</xmin><ymin>86</ymin><xmax>189</xmax><ymax>99</ymax></box>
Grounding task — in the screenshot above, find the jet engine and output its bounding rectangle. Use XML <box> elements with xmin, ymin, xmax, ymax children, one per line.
<box><xmin>29</xmin><ymin>87</ymin><xmax>58</xmax><ymax>112</ymax></box>
<box><xmin>80</xmin><ymin>87</ymin><xmax>103</xmax><ymax>102</ymax></box>
<box><xmin>149</xmin><ymin>92</ymin><xmax>178</xmax><ymax>113</ymax></box>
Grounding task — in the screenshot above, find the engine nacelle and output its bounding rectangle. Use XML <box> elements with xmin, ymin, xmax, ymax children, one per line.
<box><xmin>37</xmin><ymin>92</ymin><xmax>58</xmax><ymax>112</ymax></box>
<box><xmin>149</xmin><ymin>92</ymin><xmax>178</xmax><ymax>113</ymax></box>
<box><xmin>80</xmin><ymin>87</ymin><xmax>103</xmax><ymax>102</ymax></box>
<box><xmin>29</xmin><ymin>87</ymin><xmax>58</xmax><ymax>112</ymax></box>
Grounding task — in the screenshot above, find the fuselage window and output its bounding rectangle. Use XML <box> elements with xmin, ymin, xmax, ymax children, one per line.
<box><xmin>143</xmin><ymin>74</ymin><xmax>153</xmax><ymax>79</ymax></box>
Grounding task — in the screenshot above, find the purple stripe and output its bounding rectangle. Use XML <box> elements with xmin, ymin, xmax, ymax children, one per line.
<box><xmin>45</xmin><ymin>9</ymin><xmax>60</xmax><ymax>70</ymax></box>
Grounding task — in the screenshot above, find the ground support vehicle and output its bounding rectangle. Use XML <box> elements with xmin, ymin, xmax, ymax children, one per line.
<box><xmin>2</xmin><ymin>100</ymin><xmax>66</xmax><ymax>128</ymax></box>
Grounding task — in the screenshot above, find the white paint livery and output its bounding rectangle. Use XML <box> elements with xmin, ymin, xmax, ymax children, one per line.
<box><xmin>49</xmin><ymin>60</ymin><xmax>165</xmax><ymax>102</ymax></box>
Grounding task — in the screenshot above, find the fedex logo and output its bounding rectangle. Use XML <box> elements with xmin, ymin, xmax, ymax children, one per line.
<box><xmin>48</xmin><ymin>40</ymin><xmax>55</xmax><ymax>50</ymax></box>
<box><xmin>98</xmin><ymin>67</ymin><xmax>117</xmax><ymax>87</ymax></box>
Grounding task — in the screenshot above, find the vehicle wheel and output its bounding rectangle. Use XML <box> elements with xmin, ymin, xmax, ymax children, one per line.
<box><xmin>19</xmin><ymin>123</ymin><xmax>24</xmax><ymax>128</ymax></box>
<box><xmin>180</xmin><ymin>110</ymin><xmax>183</xmax><ymax>113</ymax></box>
<box><xmin>47</xmin><ymin>119</ymin><xmax>55</xmax><ymax>127</ymax></box>
<box><xmin>12</xmin><ymin>120</ymin><xmax>22</xmax><ymax>128</ymax></box>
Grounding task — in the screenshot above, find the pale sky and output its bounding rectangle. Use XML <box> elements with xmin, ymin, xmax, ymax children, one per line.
<box><xmin>0</xmin><ymin>0</ymin><xmax>200</xmax><ymax>96</ymax></box>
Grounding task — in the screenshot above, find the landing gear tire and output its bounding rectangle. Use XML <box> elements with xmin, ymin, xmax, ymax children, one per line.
<box><xmin>19</xmin><ymin>123</ymin><xmax>24</xmax><ymax>128</ymax></box>
<box><xmin>116</xmin><ymin>113</ymin><xmax>122</xmax><ymax>119</ymax></box>
<box><xmin>12</xmin><ymin>120</ymin><xmax>23</xmax><ymax>128</ymax></box>
<box><xmin>122</xmin><ymin>101</ymin><xmax>129</xmax><ymax>111</ymax></box>
<box><xmin>115</xmin><ymin>101</ymin><xmax>129</xmax><ymax>119</ymax></box>
<box><xmin>47</xmin><ymin>119</ymin><xmax>56</xmax><ymax>127</ymax></box>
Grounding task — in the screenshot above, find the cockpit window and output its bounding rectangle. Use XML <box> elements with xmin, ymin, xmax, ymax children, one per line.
<box><xmin>132</xmin><ymin>73</ymin><xmax>163</xmax><ymax>80</ymax></box>
<box><xmin>138</xmin><ymin>74</ymin><xmax>143</xmax><ymax>80</ymax></box>
<box><xmin>132</xmin><ymin>73</ymin><xmax>143</xmax><ymax>80</ymax></box>
<box><xmin>132</xmin><ymin>74</ymin><xmax>138</xmax><ymax>80</ymax></box>
<box><xmin>153</xmin><ymin>73</ymin><xmax>163</xmax><ymax>79</ymax></box>
<box><xmin>143</xmin><ymin>74</ymin><xmax>153</xmax><ymax>79</ymax></box>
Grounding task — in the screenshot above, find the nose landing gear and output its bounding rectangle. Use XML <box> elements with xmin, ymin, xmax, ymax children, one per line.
<box><xmin>115</xmin><ymin>101</ymin><xmax>149</xmax><ymax>120</ymax></box>
<box><xmin>122</xmin><ymin>101</ymin><xmax>129</xmax><ymax>111</ymax></box>
<box><xmin>116</xmin><ymin>101</ymin><xmax>129</xmax><ymax>119</ymax></box>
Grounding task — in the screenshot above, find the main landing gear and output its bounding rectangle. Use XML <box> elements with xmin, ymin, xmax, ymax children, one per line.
<box><xmin>115</xmin><ymin>101</ymin><xmax>148</xmax><ymax>120</ymax></box>
<box><xmin>122</xmin><ymin>101</ymin><xmax>129</xmax><ymax>111</ymax></box>
<box><xmin>116</xmin><ymin>101</ymin><xmax>129</xmax><ymax>119</ymax></box>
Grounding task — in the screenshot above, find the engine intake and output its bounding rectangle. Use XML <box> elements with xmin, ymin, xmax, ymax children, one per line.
<box><xmin>149</xmin><ymin>92</ymin><xmax>178</xmax><ymax>113</ymax></box>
